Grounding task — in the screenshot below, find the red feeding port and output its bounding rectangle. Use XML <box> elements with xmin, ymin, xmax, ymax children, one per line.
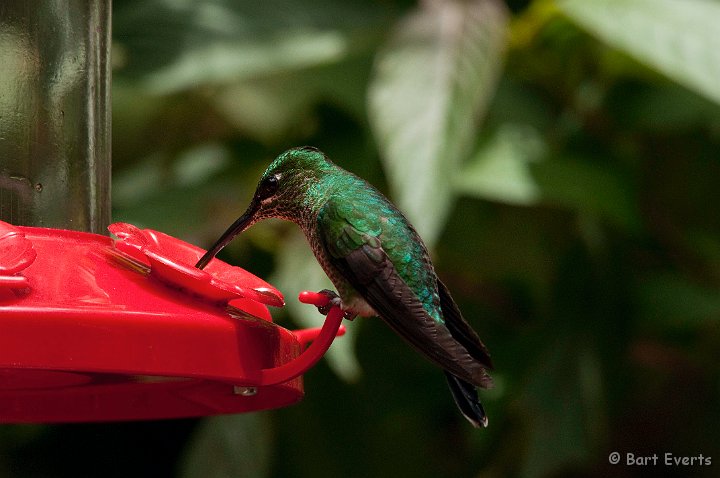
<box><xmin>0</xmin><ymin>221</ymin><xmax>345</xmax><ymax>423</ymax></box>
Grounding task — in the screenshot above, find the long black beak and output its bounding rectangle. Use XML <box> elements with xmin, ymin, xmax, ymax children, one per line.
<box><xmin>195</xmin><ymin>199</ymin><xmax>260</xmax><ymax>269</ymax></box>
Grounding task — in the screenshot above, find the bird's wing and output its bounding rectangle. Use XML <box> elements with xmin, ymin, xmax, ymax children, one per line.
<box><xmin>437</xmin><ymin>279</ymin><xmax>494</xmax><ymax>371</ymax></box>
<box><xmin>318</xmin><ymin>200</ymin><xmax>492</xmax><ymax>387</ymax></box>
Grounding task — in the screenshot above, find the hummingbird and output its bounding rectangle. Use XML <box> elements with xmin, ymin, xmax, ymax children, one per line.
<box><xmin>196</xmin><ymin>146</ymin><xmax>493</xmax><ymax>427</ymax></box>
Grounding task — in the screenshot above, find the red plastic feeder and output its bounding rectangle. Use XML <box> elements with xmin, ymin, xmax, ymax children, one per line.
<box><xmin>0</xmin><ymin>221</ymin><xmax>345</xmax><ymax>423</ymax></box>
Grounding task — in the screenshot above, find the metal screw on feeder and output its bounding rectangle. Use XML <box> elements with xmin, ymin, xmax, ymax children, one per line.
<box><xmin>234</xmin><ymin>387</ymin><xmax>258</xmax><ymax>397</ymax></box>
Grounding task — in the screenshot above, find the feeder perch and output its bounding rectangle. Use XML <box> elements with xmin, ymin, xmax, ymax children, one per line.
<box><xmin>0</xmin><ymin>220</ymin><xmax>346</xmax><ymax>423</ymax></box>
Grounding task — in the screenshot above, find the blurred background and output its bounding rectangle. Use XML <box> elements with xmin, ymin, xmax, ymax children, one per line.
<box><xmin>3</xmin><ymin>0</ymin><xmax>720</xmax><ymax>476</ymax></box>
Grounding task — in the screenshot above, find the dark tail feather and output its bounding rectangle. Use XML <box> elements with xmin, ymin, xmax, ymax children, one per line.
<box><xmin>444</xmin><ymin>371</ymin><xmax>488</xmax><ymax>428</ymax></box>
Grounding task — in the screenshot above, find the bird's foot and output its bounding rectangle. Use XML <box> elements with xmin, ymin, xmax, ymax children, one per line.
<box><xmin>317</xmin><ymin>289</ymin><xmax>356</xmax><ymax>321</ymax></box>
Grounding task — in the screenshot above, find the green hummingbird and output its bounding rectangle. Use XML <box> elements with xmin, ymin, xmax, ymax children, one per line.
<box><xmin>196</xmin><ymin>146</ymin><xmax>493</xmax><ymax>427</ymax></box>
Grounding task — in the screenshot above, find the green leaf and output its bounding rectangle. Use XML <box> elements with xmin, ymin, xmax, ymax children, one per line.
<box><xmin>179</xmin><ymin>413</ymin><xmax>272</xmax><ymax>478</ymax></box>
<box><xmin>608</xmin><ymin>82</ymin><xmax>720</xmax><ymax>132</ymax></box>
<box><xmin>368</xmin><ymin>0</ymin><xmax>508</xmax><ymax>246</ymax></box>
<box><xmin>114</xmin><ymin>0</ymin><xmax>388</xmax><ymax>94</ymax></box>
<box><xmin>213</xmin><ymin>57</ymin><xmax>374</xmax><ymax>144</ymax></box>
<box><xmin>559</xmin><ymin>0</ymin><xmax>720</xmax><ymax>105</ymax></box>
<box><xmin>112</xmin><ymin>144</ymin><xmax>233</xmax><ymax>233</ymax></box>
<box><xmin>455</xmin><ymin>123</ymin><xmax>545</xmax><ymax>205</ymax></box>
<box><xmin>272</xmin><ymin>230</ymin><xmax>361</xmax><ymax>382</ymax></box>
<box><xmin>531</xmin><ymin>157</ymin><xmax>641</xmax><ymax>233</ymax></box>
<box><xmin>637</xmin><ymin>274</ymin><xmax>720</xmax><ymax>327</ymax></box>
<box><xmin>520</xmin><ymin>337</ymin><xmax>605</xmax><ymax>478</ymax></box>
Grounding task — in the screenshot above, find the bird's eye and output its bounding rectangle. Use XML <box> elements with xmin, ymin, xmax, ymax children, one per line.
<box><xmin>257</xmin><ymin>174</ymin><xmax>280</xmax><ymax>200</ymax></box>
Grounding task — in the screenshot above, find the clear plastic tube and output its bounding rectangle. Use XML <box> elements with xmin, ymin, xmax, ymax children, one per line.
<box><xmin>0</xmin><ymin>1</ymin><xmax>111</xmax><ymax>233</ymax></box>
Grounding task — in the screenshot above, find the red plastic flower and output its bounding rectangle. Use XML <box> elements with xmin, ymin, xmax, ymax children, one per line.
<box><xmin>0</xmin><ymin>221</ymin><xmax>36</xmax><ymax>290</ymax></box>
<box><xmin>108</xmin><ymin>223</ymin><xmax>284</xmax><ymax>307</ymax></box>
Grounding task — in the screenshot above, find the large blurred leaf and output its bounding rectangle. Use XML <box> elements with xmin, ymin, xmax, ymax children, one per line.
<box><xmin>368</xmin><ymin>0</ymin><xmax>508</xmax><ymax>245</ymax></box>
<box><xmin>180</xmin><ymin>413</ymin><xmax>272</xmax><ymax>478</ymax></box>
<box><xmin>272</xmin><ymin>230</ymin><xmax>361</xmax><ymax>382</ymax></box>
<box><xmin>559</xmin><ymin>0</ymin><xmax>720</xmax><ymax>105</ymax></box>
<box><xmin>114</xmin><ymin>0</ymin><xmax>389</xmax><ymax>94</ymax></box>
<box><xmin>455</xmin><ymin>123</ymin><xmax>545</xmax><ymax>205</ymax></box>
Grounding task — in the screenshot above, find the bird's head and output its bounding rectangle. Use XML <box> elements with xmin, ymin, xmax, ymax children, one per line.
<box><xmin>195</xmin><ymin>146</ymin><xmax>333</xmax><ymax>269</ymax></box>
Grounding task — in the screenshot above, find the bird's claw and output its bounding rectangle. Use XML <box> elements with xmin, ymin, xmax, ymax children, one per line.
<box><xmin>316</xmin><ymin>289</ymin><xmax>341</xmax><ymax>315</ymax></box>
<box><xmin>317</xmin><ymin>289</ymin><xmax>356</xmax><ymax>321</ymax></box>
